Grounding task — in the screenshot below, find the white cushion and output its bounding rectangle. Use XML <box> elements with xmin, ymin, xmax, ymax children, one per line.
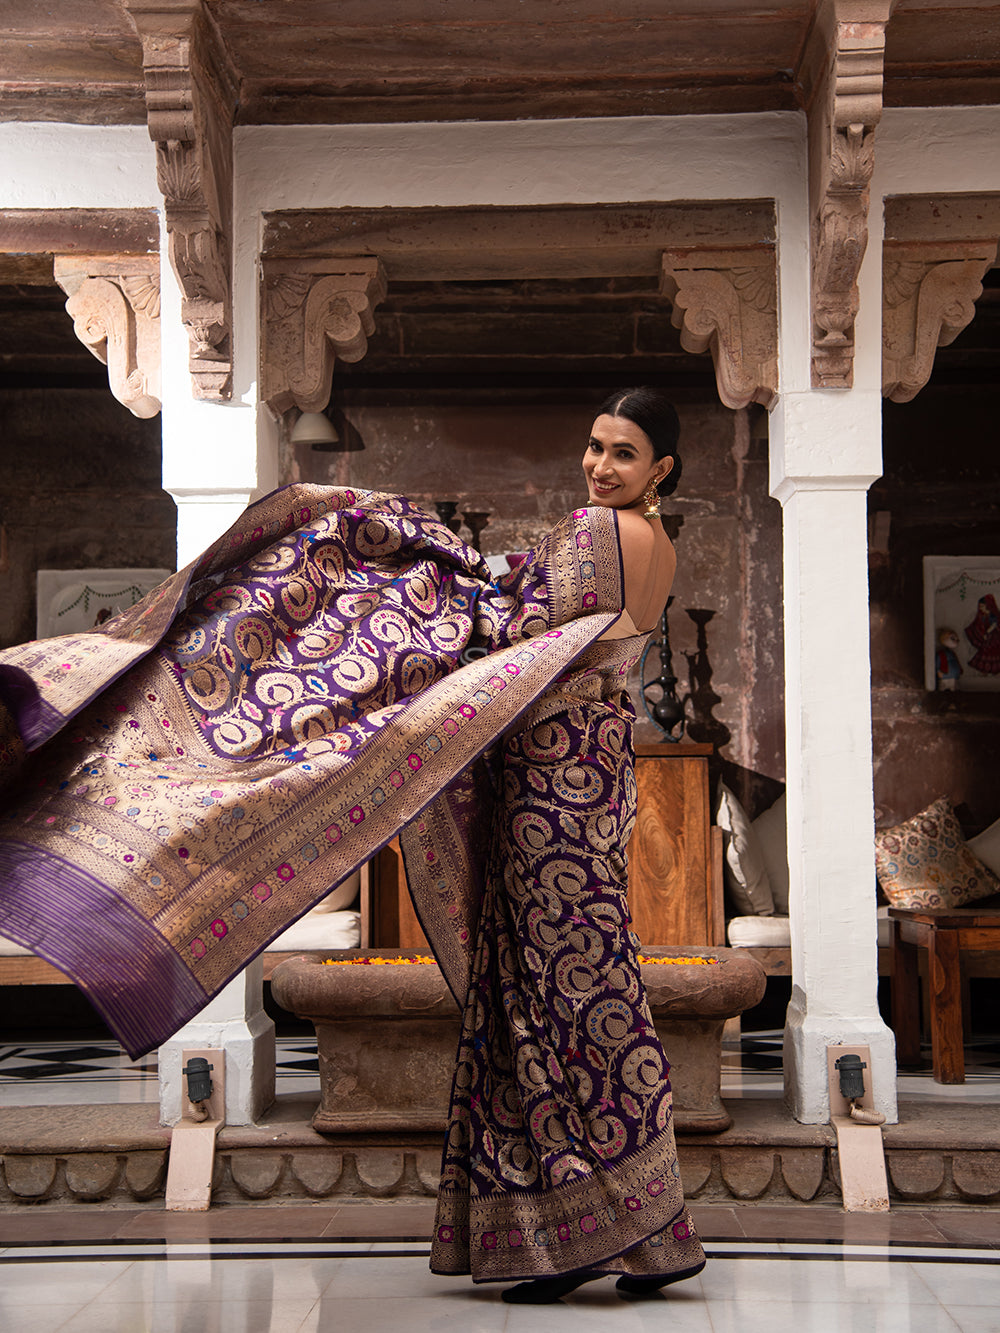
<box><xmin>968</xmin><ymin>816</ymin><xmax>1000</xmax><ymax>879</ymax></box>
<box><xmin>268</xmin><ymin>909</ymin><xmax>361</xmax><ymax>952</ymax></box>
<box><xmin>728</xmin><ymin>907</ymin><xmax>892</xmax><ymax>950</ymax></box>
<box><xmin>727</xmin><ymin>915</ymin><xmax>789</xmax><ymax>947</ymax></box>
<box><xmin>716</xmin><ymin>782</ymin><xmax>774</xmax><ymax>917</ymax></box>
<box><xmin>309</xmin><ymin>870</ymin><xmax>361</xmax><ymax>914</ymax></box>
<box><xmin>753</xmin><ymin>794</ymin><xmax>790</xmax><ymax>916</ymax></box>
<box><xmin>0</xmin><ymin>935</ymin><xmax>34</xmax><ymax>958</ymax></box>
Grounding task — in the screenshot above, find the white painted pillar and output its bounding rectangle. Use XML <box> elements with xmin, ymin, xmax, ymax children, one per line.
<box><xmin>770</xmin><ymin>186</ymin><xmax>897</xmax><ymax>1122</ymax></box>
<box><xmin>156</xmin><ymin>216</ymin><xmax>276</xmax><ymax>1127</ymax></box>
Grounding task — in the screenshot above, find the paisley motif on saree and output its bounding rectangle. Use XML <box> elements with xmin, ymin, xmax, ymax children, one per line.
<box><xmin>425</xmin><ymin>640</ymin><xmax>705</xmax><ymax>1282</ymax></box>
<box><xmin>0</xmin><ymin>487</ymin><xmax>622</xmax><ymax>1056</ymax></box>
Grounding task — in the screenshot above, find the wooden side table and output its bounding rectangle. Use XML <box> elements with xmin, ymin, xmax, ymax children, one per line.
<box><xmin>889</xmin><ymin>895</ymin><xmax>1000</xmax><ymax>1084</ymax></box>
<box><xmin>364</xmin><ymin>743</ymin><xmax>721</xmax><ymax>951</ymax></box>
<box><xmin>628</xmin><ymin>742</ymin><xmax>722</xmax><ymax>947</ymax></box>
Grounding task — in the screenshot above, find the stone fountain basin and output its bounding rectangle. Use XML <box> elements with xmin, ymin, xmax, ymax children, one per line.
<box><xmin>271</xmin><ymin>946</ymin><xmax>766</xmax><ymax>1136</ymax></box>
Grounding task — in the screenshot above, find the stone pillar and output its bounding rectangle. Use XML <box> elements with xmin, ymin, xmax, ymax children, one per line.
<box><xmin>770</xmin><ymin>387</ymin><xmax>897</xmax><ymax>1124</ymax></box>
<box><xmin>155</xmin><ymin>218</ymin><xmax>275</xmax><ymax>1126</ymax></box>
<box><xmin>158</xmin><ymin>959</ymin><xmax>275</xmax><ymax>1126</ymax></box>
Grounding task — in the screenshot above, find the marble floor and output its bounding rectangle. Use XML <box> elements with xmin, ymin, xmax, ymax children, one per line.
<box><xmin>0</xmin><ymin>1202</ymin><xmax>998</xmax><ymax>1332</ymax></box>
<box><xmin>1</xmin><ymin>1030</ymin><xmax>999</xmax><ymax>1329</ymax></box>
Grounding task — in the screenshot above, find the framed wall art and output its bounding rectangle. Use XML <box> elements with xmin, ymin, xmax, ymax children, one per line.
<box><xmin>37</xmin><ymin>568</ymin><xmax>172</xmax><ymax>641</ymax></box>
<box><xmin>923</xmin><ymin>556</ymin><xmax>1000</xmax><ymax>692</ymax></box>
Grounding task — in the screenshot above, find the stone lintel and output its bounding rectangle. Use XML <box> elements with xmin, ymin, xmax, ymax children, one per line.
<box><xmin>53</xmin><ymin>253</ymin><xmax>162</xmax><ymax>419</ymax></box>
<box><xmin>261</xmin><ymin>259</ymin><xmax>389</xmax><ymax>416</ymax></box>
<box><xmin>0</xmin><ymin>209</ymin><xmax>159</xmax><ymax>260</ymax></box>
<box><xmin>800</xmin><ymin>0</ymin><xmax>892</xmax><ymax>389</ymax></box>
<box><xmin>124</xmin><ymin>0</ymin><xmax>235</xmax><ymax>403</ymax></box>
<box><xmin>659</xmin><ymin>247</ymin><xmax>778</xmax><ymax>411</ymax></box>
<box><xmin>261</xmin><ymin>202</ymin><xmax>777</xmax><ymax>283</ymax></box>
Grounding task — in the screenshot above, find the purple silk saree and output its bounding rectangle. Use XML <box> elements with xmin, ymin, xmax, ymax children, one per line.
<box><xmin>0</xmin><ymin>482</ymin><xmax>704</xmax><ymax>1283</ymax></box>
<box><xmin>0</xmin><ymin>486</ymin><xmax>623</xmax><ymax>1056</ymax></box>
<box><xmin>420</xmin><ymin>638</ymin><xmax>705</xmax><ymax>1283</ymax></box>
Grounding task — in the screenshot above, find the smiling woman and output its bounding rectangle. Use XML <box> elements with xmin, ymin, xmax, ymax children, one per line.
<box><xmin>583</xmin><ymin>388</ymin><xmax>681</xmax><ymax>638</ymax></box>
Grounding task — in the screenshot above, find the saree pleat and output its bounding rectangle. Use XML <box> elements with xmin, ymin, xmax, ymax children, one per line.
<box><xmin>429</xmin><ymin>642</ymin><xmax>705</xmax><ymax>1282</ymax></box>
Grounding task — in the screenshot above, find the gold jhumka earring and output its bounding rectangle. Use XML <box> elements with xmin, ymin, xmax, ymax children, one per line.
<box><xmin>643</xmin><ymin>478</ymin><xmax>661</xmax><ymax>519</ymax></box>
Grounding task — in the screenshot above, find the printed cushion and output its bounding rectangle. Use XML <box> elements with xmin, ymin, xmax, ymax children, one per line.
<box><xmin>874</xmin><ymin>798</ymin><xmax>1000</xmax><ymax>910</ymax></box>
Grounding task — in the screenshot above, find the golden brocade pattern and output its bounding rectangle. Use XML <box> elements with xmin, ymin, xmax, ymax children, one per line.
<box><xmin>0</xmin><ymin>489</ymin><xmax>624</xmax><ymax>1054</ymax></box>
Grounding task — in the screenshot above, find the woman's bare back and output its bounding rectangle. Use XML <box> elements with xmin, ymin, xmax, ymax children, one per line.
<box><xmin>601</xmin><ymin>507</ymin><xmax>676</xmax><ymax>639</ymax></box>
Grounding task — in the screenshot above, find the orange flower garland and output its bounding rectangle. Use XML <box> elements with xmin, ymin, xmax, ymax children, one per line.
<box><xmin>322</xmin><ymin>954</ymin><xmax>718</xmax><ymax>966</ymax></box>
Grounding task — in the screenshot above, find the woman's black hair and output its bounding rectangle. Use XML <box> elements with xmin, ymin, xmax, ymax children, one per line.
<box><xmin>597</xmin><ymin>386</ymin><xmax>682</xmax><ymax>497</ymax></box>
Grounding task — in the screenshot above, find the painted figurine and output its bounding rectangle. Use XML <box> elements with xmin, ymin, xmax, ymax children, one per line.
<box><xmin>935</xmin><ymin>626</ymin><xmax>963</xmax><ymax>690</ymax></box>
<box><xmin>965</xmin><ymin>593</ymin><xmax>1000</xmax><ymax>675</ymax></box>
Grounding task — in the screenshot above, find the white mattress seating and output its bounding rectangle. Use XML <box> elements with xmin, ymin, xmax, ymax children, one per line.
<box><xmin>719</xmin><ymin>786</ymin><xmax>891</xmax><ymax>951</ymax></box>
<box><xmin>727</xmin><ymin>908</ymin><xmax>892</xmax><ymax>950</ymax></box>
<box><xmin>0</xmin><ymin>873</ymin><xmax>363</xmax><ymax>968</ymax></box>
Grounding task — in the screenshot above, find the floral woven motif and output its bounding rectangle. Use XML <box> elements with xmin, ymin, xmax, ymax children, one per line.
<box><xmin>874</xmin><ymin>797</ymin><xmax>1000</xmax><ymax>909</ymax></box>
<box><xmin>0</xmin><ymin>487</ymin><xmax>622</xmax><ymax>1056</ymax></box>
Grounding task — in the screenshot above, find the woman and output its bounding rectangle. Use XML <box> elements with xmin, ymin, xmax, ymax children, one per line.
<box><xmin>965</xmin><ymin>594</ymin><xmax>1000</xmax><ymax>675</ymax></box>
<box><xmin>0</xmin><ymin>387</ymin><xmax>703</xmax><ymax>1299</ymax></box>
<box><xmin>424</xmin><ymin>387</ymin><xmax>706</xmax><ymax>1302</ymax></box>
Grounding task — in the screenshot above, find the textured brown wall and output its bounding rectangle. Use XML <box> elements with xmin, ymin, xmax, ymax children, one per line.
<box><xmin>871</xmin><ymin>387</ymin><xmax>1000</xmax><ymax>832</ymax></box>
<box><xmin>288</xmin><ymin>386</ymin><xmax>787</xmax><ymax>817</ymax></box>
<box><xmin>0</xmin><ymin>389</ymin><xmax>176</xmax><ymax>649</ymax></box>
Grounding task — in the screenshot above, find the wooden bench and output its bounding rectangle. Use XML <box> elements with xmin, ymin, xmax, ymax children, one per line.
<box><xmin>890</xmin><ymin>894</ymin><xmax>1000</xmax><ymax>1083</ymax></box>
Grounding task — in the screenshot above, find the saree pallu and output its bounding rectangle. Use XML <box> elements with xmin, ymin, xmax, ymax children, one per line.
<box><xmin>427</xmin><ymin>638</ymin><xmax>705</xmax><ymax>1282</ymax></box>
<box><xmin>0</xmin><ymin>486</ymin><xmax>624</xmax><ymax>1056</ymax></box>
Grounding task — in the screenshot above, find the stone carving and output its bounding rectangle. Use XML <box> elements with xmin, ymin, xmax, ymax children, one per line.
<box><xmin>803</xmin><ymin>1</ymin><xmax>892</xmax><ymax>388</ymax></box>
<box><xmin>124</xmin><ymin>0</ymin><xmax>235</xmax><ymax>401</ymax></box>
<box><xmin>53</xmin><ymin>255</ymin><xmax>161</xmax><ymax>418</ymax></box>
<box><xmin>883</xmin><ymin>245</ymin><xmax>995</xmax><ymax>402</ymax></box>
<box><xmin>261</xmin><ymin>260</ymin><xmax>389</xmax><ymax>416</ymax></box>
<box><xmin>660</xmin><ymin>249</ymin><xmax>778</xmax><ymax>410</ymax></box>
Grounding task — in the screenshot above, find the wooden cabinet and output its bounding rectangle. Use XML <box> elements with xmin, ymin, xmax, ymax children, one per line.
<box><xmin>365</xmin><ymin>742</ymin><xmax>721</xmax><ymax>951</ymax></box>
<box><xmin>627</xmin><ymin>742</ymin><xmax>723</xmax><ymax>948</ymax></box>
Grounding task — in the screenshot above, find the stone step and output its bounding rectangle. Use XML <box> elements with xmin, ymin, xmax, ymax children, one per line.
<box><xmin>1</xmin><ymin>1097</ymin><xmax>997</xmax><ymax>1209</ymax></box>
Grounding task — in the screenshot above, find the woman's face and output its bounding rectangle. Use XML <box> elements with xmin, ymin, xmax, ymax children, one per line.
<box><xmin>582</xmin><ymin>413</ymin><xmax>669</xmax><ymax>509</ymax></box>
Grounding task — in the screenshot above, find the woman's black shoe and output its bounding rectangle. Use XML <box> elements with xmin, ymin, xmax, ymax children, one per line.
<box><xmin>501</xmin><ymin>1272</ymin><xmax>602</xmax><ymax>1303</ymax></box>
<box><xmin>615</xmin><ymin>1259</ymin><xmax>706</xmax><ymax>1298</ymax></box>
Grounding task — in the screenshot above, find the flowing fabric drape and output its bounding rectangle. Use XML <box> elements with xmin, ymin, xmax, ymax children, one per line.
<box><xmin>0</xmin><ymin>486</ymin><xmax>622</xmax><ymax>1055</ymax></box>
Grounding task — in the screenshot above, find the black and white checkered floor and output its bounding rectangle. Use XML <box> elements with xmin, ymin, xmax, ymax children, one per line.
<box><xmin>3</xmin><ymin>1030</ymin><xmax>1000</xmax><ymax>1106</ymax></box>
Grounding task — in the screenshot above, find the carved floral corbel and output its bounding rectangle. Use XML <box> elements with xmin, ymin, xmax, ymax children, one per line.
<box><xmin>53</xmin><ymin>255</ymin><xmax>161</xmax><ymax>419</ymax></box>
<box><xmin>261</xmin><ymin>259</ymin><xmax>389</xmax><ymax>416</ymax></box>
<box><xmin>803</xmin><ymin>1</ymin><xmax>892</xmax><ymax>388</ymax></box>
<box><xmin>883</xmin><ymin>243</ymin><xmax>995</xmax><ymax>402</ymax></box>
<box><xmin>659</xmin><ymin>249</ymin><xmax>778</xmax><ymax>410</ymax></box>
<box><xmin>124</xmin><ymin>0</ymin><xmax>234</xmax><ymax>402</ymax></box>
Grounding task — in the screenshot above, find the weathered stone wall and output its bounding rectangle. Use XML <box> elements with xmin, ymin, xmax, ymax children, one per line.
<box><xmin>0</xmin><ymin>388</ymin><xmax>175</xmax><ymax>649</ymax></box>
<box><xmin>287</xmin><ymin>384</ymin><xmax>787</xmax><ymax>816</ymax></box>
<box><xmin>871</xmin><ymin>386</ymin><xmax>1000</xmax><ymax>832</ymax></box>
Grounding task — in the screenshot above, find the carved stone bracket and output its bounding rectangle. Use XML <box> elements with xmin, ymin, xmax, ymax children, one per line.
<box><xmin>659</xmin><ymin>249</ymin><xmax>778</xmax><ymax>410</ymax></box>
<box><xmin>53</xmin><ymin>255</ymin><xmax>161</xmax><ymax>418</ymax></box>
<box><xmin>124</xmin><ymin>0</ymin><xmax>235</xmax><ymax>402</ymax></box>
<box><xmin>802</xmin><ymin>1</ymin><xmax>892</xmax><ymax>388</ymax></box>
<box><xmin>883</xmin><ymin>243</ymin><xmax>995</xmax><ymax>402</ymax></box>
<box><xmin>261</xmin><ymin>259</ymin><xmax>389</xmax><ymax>416</ymax></box>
